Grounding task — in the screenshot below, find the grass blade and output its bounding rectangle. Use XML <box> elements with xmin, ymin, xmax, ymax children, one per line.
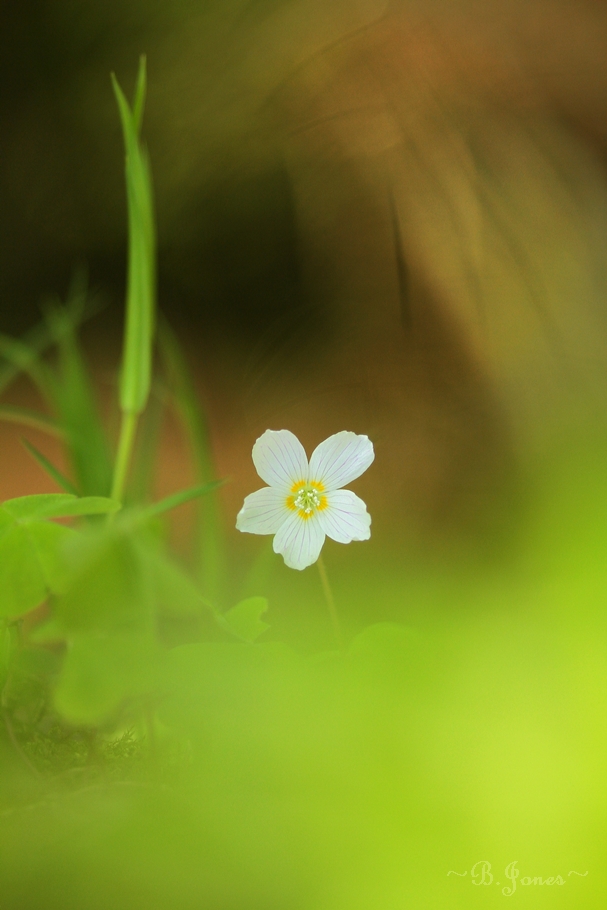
<box><xmin>0</xmin><ymin>334</ymin><xmax>56</xmax><ymax>402</ymax></box>
<box><xmin>158</xmin><ymin>318</ymin><xmax>226</xmax><ymax>602</ymax></box>
<box><xmin>111</xmin><ymin>56</ymin><xmax>156</xmax><ymax>417</ymax></box>
<box><xmin>128</xmin><ymin>381</ymin><xmax>167</xmax><ymax>505</ymax></box>
<box><xmin>0</xmin><ymin>280</ymin><xmax>102</xmax><ymax>396</ymax></box>
<box><xmin>43</xmin><ymin>278</ymin><xmax>113</xmax><ymax>496</ymax></box>
<box><xmin>0</xmin><ymin>406</ymin><xmax>62</xmax><ymax>437</ymax></box>
<box><xmin>110</xmin><ymin>56</ymin><xmax>157</xmax><ymax>506</ymax></box>
<box><xmin>132</xmin><ymin>480</ymin><xmax>224</xmax><ymax>525</ymax></box>
<box><xmin>21</xmin><ymin>438</ymin><xmax>78</xmax><ymax>495</ymax></box>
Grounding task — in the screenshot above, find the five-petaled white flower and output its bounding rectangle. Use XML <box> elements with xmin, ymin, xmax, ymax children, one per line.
<box><xmin>236</xmin><ymin>429</ymin><xmax>374</xmax><ymax>570</ymax></box>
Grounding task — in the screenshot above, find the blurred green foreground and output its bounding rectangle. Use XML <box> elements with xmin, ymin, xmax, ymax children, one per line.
<box><xmin>0</xmin><ymin>444</ymin><xmax>606</xmax><ymax>909</ymax></box>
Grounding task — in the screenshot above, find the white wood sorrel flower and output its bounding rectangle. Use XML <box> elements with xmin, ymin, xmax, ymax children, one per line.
<box><xmin>236</xmin><ymin>430</ymin><xmax>374</xmax><ymax>570</ymax></box>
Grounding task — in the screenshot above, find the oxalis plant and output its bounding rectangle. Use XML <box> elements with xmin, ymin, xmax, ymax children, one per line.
<box><xmin>0</xmin><ymin>57</ymin><xmax>380</xmax><ymax>781</ymax></box>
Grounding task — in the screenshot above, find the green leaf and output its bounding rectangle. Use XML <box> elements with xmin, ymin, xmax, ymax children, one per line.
<box><xmin>220</xmin><ymin>597</ymin><xmax>270</xmax><ymax>643</ymax></box>
<box><xmin>0</xmin><ymin>513</ymin><xmax>78</xmax><ymax>618</ymax></box>
<box><xmin>53</xmin><ymin>527</ymin><xmax>151</xmax><ymax>633</ymax></box>
<box><xmin>0</xmin><ymin>508</ymin><xmax>14</xmax><ymax>537</ymax></box>
<box><xmin>2</xmin><ymin>494</ymin><xmax>76</xmax><ymax>521</ymax></box>
<box><xmin>27</xmin><ymin>521</ymin><xmax>78</xmax><ymax>595</ymax></box>
<box><xmin>22</xmin><ymin>438</ymin><xmax>79</xmax><ymax>494</ymax></box>
<box><xmin>0</xmin><ymin>525</ymin><xmax>47</xmax><ymax>619</ymax></box>
<box><xmin>2</xmin><ymin>494</ymin><xmax>121</xmax><ymax>521</ymax></box>
<box><xmin>151</xmin><ymin>552</ymin><xmax>212</xmax><ymax>617</ymax></box>
<box><xmin>54</xmin><ymin>630</ymin><xmax>159</xmax><ymax>725</ymax></box>
<box><xmin>158</xmin><ymin>641</ymin><xmax>299</xmax><ymax>734</ymax></box>
<box><xmin>131</xmin><ymin>53</ymin><xmax>147</xmax><ymax>133</ymax></box>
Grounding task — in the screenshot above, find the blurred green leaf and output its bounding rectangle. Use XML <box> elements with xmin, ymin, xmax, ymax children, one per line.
<box><xmin>54</xmin><ymin>527</ymin><xmax>151</xmax><ymax>633</ymax></box>
<box><xmin>152</xmin><ymin>552</ymin><xmax>211</xmax><ymax>617</ymax></box>
<box><xmin>54</xmin><ymin>630</ymin><xmax>159</xmax><ymax>725</ymax></box>
<box><xmin>158</xmin><ymin>640</ymin><xmax>299</xmax><ymax>734</ymax></box>
<box><xmin>0</xmin><ymin>525</ymin><xmax>47</xmax><ymax>619</ymax></box>
<box><xmin>2</xmin><ymin>494</ymin><xmax>121</xmax><ymax>521</ymax></box>
<box><xmin>0</xmin><ymin>512</ymin><xmax>77</xmax><ymax>618</ymax></box>
<box><xmin>27</xmin><ymin>521</ymin><xmax>78</xmax><ymax>595</ymax></box>
<box><xmin>3</xmin><ymin>494</ymin><xmax>76</xmax><ymax>521</ymax></box>
<box><xmin>220</xmin><ymin>597</ymin><xmax>269</xmax><ymax>643</ymax></box>
<box><xmin>131</xmin><ymin>52</ymin><xmax>147</xmax><ymax>133</ymax></box>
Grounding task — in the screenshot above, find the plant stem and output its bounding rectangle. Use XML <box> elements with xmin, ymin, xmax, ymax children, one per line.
<box><xmin>110</xmin><ymin>409</ymin><xmax>138</xmax><ymax>505</ymax></box>
<box><xmin>317</xmin><ymin>554</ymin><xmax>344</xmax><ymax>651</ymax></box>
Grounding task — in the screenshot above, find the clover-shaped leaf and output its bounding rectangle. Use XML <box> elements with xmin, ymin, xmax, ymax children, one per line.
<box><xmin>220</xmin><ymin>597</ymin><xmax>270</xmax><ymax>643</ymax></box>
<box><xmin>0</xmin><ymin>494</ymin><xmax>120</xmax><ymax>619</ymax></box>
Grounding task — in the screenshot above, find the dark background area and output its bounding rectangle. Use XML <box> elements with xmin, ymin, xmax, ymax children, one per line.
<box><xmin>0</xmin><ymin>1</ymin><xmax>314</xmax><ymax>351</ymax></box>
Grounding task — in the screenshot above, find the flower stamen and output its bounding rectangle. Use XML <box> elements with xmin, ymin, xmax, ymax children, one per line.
<box><xmin>286</xmin><ymin>482</ymin><xmax>328</xmax><ymax>519</ymax></box>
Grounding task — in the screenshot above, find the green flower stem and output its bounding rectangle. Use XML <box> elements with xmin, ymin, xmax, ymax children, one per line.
<box><xmin>110</xmin><ymin>410</ymin><xmax>139</xmax><ymax>505</ymax></box>
<box><xmin>317</xmin><ymin>554</ymin><xmax>344</xmax><ymax>651</ymax></box>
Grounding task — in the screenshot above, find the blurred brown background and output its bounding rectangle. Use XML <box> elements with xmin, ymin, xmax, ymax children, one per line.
<box><xmin>2</xmin><ymin>0</ymin><xmax>607</xmax><ymax>556</ymax></box>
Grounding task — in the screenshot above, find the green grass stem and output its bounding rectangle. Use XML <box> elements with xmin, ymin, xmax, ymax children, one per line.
<box><xmin>317</xmin><ymin>554</ymin><xmax>344</xmax><ymax>651</ymax></box>
<box><xmin>110</xmin><ymin>57</ymin><xmax>156</xmax><ymax>505</ymax></box>
<box><xmin>110</xmin><ymin>410</ymin><xmax>139</xmax><ymax>505</ymax></box>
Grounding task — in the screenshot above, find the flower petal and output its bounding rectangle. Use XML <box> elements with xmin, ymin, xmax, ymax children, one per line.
<box><xmin>236</xmin><ymin>487</ymin><xmax>290</xmax><ymax>535</ymax></box>
<box><xmin>309</xmin><ymin>432</ymin><xmax>374</xmax><ymax>491</ymax></box>
<box><xmin>272</xmin><ymin>511</ymin><xmax>326</xmax><ymax>570</ymax></box>
<box><xmin>252</xmin><ymin>430</ymin><xmax>309</xmax><ymax>491</ymax></box>
<box><xmin>317</xmin><ymin>490</ymin><xmax>371</xmax><ymax>543</ymax></box>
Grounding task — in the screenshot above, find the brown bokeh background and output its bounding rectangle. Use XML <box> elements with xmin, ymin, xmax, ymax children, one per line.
<box><xmin>2</xmin><ymin>0</ymin><xmax>607</xmax><ymax>564</ymax></box>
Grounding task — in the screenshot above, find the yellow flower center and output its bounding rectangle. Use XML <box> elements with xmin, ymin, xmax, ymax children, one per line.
<box><xmin>286</xmin><ymin>480</ymin><xmax>327</xmax><ymax>520</ymax></box>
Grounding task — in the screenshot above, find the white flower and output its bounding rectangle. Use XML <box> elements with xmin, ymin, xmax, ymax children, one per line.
<box><xmin>236</xmin><ymin>430</ymin><xmax>374</xmax><ymax>570</ymax></box>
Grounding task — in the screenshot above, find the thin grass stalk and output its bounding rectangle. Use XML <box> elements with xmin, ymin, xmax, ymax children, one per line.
<box><xmin>110</xmin><ymin>56</ymin><xmax>156</xmax><ymax>504</ymax></box>
<box><xmin>158</xmin><ymin>320</ymin><xmax>226</xmax><ymax>603</ymax></box>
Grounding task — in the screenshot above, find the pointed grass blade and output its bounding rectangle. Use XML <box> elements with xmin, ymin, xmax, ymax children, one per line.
<box><xmin>43</xmin><ymin>290</ymin><xmax>113</xmax><ymax>496</ymax></box>
<box><xmin>0</xmin><ymin>405</ymin><xmax>62</xmax><ymax>437</ymax></box>
<box><xmin>0</xmin><ymin>333</ymin><xmax>56</xmax><ymax>402</ymax></box>
<box><xmin>132</xmin><ymin>480</ymin><xmax>224</xmax><ymax>525</ymax></box>
<box><xmin>22</xmin><ymin>438</ymin><xmax>78</xmax><ymax>495</ymax></box>
<box><xmin>111</xmin><ymin>56</ymin><xmax>156</xmax><ymax>417</ymax></box>
<box><xmin>158</xmin><ymin>318</ymin><xmax>226</xmax><ymax>601</ymax></box>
